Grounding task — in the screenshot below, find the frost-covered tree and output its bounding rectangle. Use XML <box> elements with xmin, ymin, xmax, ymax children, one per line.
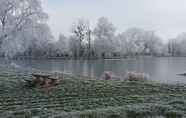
<box><xmin>23</xmin><ymin>23</ymin><xmax>53</xmax><ymax>57</ymax></box>
<box><xmin>86</xmin><ymin>27</ymin><xmax>92</xmax><ymax>58</ymax></box>
<box><xmin>71</xmin><ymin>19</ymin><xmax>89</xmax><ymax>58</ymax></box>
<box><xmin>169</xmin><ymin>33</ymin><xmax>186</xmax><ymax>56</ymax></box>
<box><xmin>168</xmin><ymin>38</ymin><xmax>178</xmax><ymax>56</ymax></box>
<box><xmin>49</xmin><ymin>34</ymin><xmax>69</xmax><ymax>57</ymax></box>
<box><xmin>118</xmin><ymin>28</ymin><xmax>164</xmax><ymax>56</ymax></box>
<box><xmin>58</xmin><ymin>34</ymin><xmax>69</xmax><ymax>53</ymax></box>
<box><xmin>93</xmin><ymin>17</ymin><xmax>116</xmax><ymax>58</ymax></box>
<box><xmin>115</xmin><ymin>33</ymin><xmax>127</xmax><ymax>55</ymax></box>
<box><xmin>143</xmin><ymin>31</ymin><xmax>164</xmax><ymax>55</ymax></box>
<box><xmin>68</xmin><ymin>35</ymin><xmax>79</xmax><ymax>58</ymax></box>
<box><xmin>122</xmin><ymin>28</ymin><xmax>145</xmax><ymax>55</ymax></box>
<box><xmin>0</xmin><ymin>0</ymin><xmax>51</xmax><ymax>58</ymax></box>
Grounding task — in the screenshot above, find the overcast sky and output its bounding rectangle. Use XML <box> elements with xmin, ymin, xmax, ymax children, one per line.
<box><xmin>42</xmin><ymin>0</ymin><xmax>186</xmax><ymax>40</ymax></box>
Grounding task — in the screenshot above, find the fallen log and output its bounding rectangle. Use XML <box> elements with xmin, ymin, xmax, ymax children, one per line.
<box><xmin>177</xmin><ymin>73</ymin><xmax>186</xmax><ymax>76</ymax></box>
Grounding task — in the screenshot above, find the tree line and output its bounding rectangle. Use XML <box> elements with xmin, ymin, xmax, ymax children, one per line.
<box><xmin>0</xmin><ymin>0</ymin><xmax>185</xmax><ymax>59</ymax></box>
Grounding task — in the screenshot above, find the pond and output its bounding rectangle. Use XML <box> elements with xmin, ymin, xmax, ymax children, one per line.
<box><xmin>10</xmin><ymin>57</ymin><xmax>186</xmax><ymax>83</ymax></box>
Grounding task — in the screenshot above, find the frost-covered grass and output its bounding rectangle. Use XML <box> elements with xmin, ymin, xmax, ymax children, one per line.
<box><xmin>1</xmin><ymin>71</ymin><xmax>186</xmax><ymax>117</ymax></box>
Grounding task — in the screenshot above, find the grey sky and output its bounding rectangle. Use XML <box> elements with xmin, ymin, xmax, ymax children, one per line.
<box><xmin>42</xmin><ymin>0</ymin><xmax>186</xmax><ymax>40</ymax></box>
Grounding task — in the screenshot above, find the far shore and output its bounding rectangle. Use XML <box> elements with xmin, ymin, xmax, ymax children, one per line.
<box><xmin>2</xmin><ymin>55</ymin><xmax>186</xmax><ymax>60</ymax></box>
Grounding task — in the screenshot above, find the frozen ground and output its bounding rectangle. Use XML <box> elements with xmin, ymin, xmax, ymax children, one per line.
<box><xmin>0</xmin><ymin>69</ymin><xmax>186</xmax><ymax>118</ymax></box>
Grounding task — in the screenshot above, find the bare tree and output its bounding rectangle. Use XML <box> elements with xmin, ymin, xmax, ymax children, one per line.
<box><xmin>71</xmin><ymin>19</ymin><xmax>89</xmax><ymax>58</ymax></box>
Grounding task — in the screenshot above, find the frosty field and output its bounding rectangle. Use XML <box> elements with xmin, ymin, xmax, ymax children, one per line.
<box><xmin>0</xmin><ymin>70</ymin><xmax>186</xmax><ymax>118</ymax></box>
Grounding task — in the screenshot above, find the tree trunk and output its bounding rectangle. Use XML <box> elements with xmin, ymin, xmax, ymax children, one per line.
<box><xmin>87</xmin><ymin>30</ymin><xmax>91</xmax><ymax>59</ymax></box>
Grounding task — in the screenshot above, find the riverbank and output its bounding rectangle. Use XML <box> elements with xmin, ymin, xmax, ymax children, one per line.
<box><xmin>10</xmin><ymin>55</ymin><xmax>186</xmax><ymax>60</ymax></box>
<box><xmin>9</xmin><ymin>55</ymin><xmax>154</xmax><ymax>60</ymax></box>
<box><xmin>1</xmin><ymin>72</ymin><xmax>186</xmax><ymax>118</ymax></box>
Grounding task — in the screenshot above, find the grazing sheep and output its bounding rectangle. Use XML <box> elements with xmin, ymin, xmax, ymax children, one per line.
<box><xmin>124</xmin><ymin>72</ymin><xmax>149</xmax><ymax>81</ymax></box>
<box><xmin>101</xmin><ymin>71</ymin><xmax>121</xmax><ymax>80</ymax></box>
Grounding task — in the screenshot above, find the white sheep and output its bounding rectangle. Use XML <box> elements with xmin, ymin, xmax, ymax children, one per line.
<box><xmin>124</xmin><ymin>72</ymin><xmax>149</xmax><ymax>81</ymax></box>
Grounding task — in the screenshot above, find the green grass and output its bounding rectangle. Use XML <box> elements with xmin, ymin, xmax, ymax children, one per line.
<box><xmin>1</xmin><ymin>71</ymin><xmax>186</xmax><ymax>117</ymax></box>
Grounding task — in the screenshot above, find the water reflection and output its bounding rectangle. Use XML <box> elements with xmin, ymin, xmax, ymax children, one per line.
<box><xmin>11</xmin><ymin>57</ymin><xmax>186</xmax><ymax>83</ymax></box>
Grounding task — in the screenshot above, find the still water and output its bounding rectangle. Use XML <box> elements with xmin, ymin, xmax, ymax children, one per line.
<box><xmin>12</xmin><ymin>57</ymin><xmax>186</xmax><ymax>83</ymax></box>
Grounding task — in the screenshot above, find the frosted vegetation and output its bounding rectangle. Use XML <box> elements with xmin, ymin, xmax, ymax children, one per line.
<box><xmin>0</xmin><ymin>70</ymin><xmax>186</xmax><ymax>118</ymax></box>
<box><xmin>0</xmin><ymin>0</ymin><xmax>186</xmax><ymax>59</ymax></box>
<box><xmin>1</xmin><ymin>0</ymin><xmax>186</xmax><ymax>117</ymax></box>
<box><xmin>0</xmin><ymin>0</ymin><xmax>52</xmax><ymax>59</ymax></box>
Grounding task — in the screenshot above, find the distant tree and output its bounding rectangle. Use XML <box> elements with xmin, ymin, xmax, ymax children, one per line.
<box><xmin>115</xmin><ymin>33</ymin><xmax>128</xmax><ymax>55</ymax></box>
<box><xmin>86</xmin><ymin>26</ymin><xmax>92</xmax><ymax>59</ymax></box>
<box><xmin>142</xmin><ymin>31</ymin><xmax>164</xmax><ymax>55</ymax></box>
<box><xmin>53</xmin><ymin>34</ymin><xmax>69</xmax><ymax>56</ymax></box>
<box><xmin>71</xmin><ymin>19</ymin><xmax>89</xmax><ymax>58</ymax></box>
<box><xmin>122</xmin><ymin>28</ymin><xmax>145</xmax><ymax>55</ymax></box>
<box><xmin>168</xmin><ymin>38</ymin><xmax>179</xmax><ymax>56</ymax></box>
<box><xmin>120</xmin><ymin>28</ymin><xmax>164</xmax><ymax>56</ymax></box>
<box><xmin>69</xmin><ymin>35</ymin><xmax>79</xmax><ymax>58</ymax></box>
<box><xmin>169</xmin><ymin>33</ymin><xmax>186</xmax><ymax>56</ymax></box>
<box><xmin>93</xmin><ymin>17</ymin><xmax>116</xmax><ymax>58</ymax></box>
<box><xmin>28</xmin><ymin>24</ymin><xmax>53</xmax><ymax>57</ymax></box>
